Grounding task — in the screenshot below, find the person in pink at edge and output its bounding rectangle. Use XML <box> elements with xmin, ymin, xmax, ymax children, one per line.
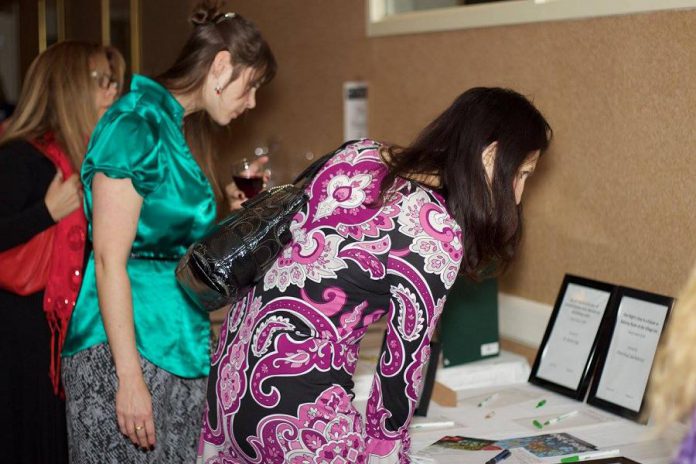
<box><xmin>198</xmin><ymin>87</ymin><xmax>552</xmax><ymax>463</ymax></box>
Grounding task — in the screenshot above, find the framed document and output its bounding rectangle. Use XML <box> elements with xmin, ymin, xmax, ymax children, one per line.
<box><xmin>529</xmin><ymin>275</ymin><xmax>616</xmax><ymax>400</ymax></box>
<box><xmin>587</xmin><ymin>287</ymin><xmax>673</xmax><ymax>422</ymax></box>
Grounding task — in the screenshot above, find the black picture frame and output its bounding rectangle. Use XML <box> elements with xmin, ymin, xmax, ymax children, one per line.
<box><xmin>529</xmin><ymin>274</ymin><xmax>617</xmax><ymax>400</ymax></box>
<box><xmin>587</xmin><ymin>286</ymin><xmax>673</xmax><ymax>423</ymax></box>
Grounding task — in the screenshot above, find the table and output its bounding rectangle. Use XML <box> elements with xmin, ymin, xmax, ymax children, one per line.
<box><xmin>404</xmin><ymin>382</ymin><xmax>685</xmax><ymax>464</ymax></box>
<box><xmin>352</xmin><ymin>344</ymin><xmax>682</xmax><ymax>463</ymax></box>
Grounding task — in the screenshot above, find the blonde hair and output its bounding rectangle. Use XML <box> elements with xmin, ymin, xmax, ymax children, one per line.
<box><xmin>0</xmin><ymin>40</ymin><xmax>106</xmax><ymax>169</ymax></box>
<box><xmin>648</xmin><ymin>263</ymin><xmax>696</xmax><ymax>428</ymax></box>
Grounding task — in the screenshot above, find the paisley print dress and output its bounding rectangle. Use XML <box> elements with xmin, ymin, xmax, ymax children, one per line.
<box><xmin>198</xmin><ymin>139</ymin><xmax>463</xmax><ymax>463</ymax></box>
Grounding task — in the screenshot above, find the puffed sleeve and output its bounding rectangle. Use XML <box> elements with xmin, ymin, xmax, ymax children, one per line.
<box><xmin>81</xmin><ymin>112</ymin><xmax>163</xmax><ymax>198</ymax></box>
<box><xmin>364</xmin><ymin>188</ymin><xmax>463</xmax><ymax>463</ymax></box>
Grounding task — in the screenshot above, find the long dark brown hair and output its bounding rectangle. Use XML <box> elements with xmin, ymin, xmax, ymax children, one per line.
<box><xmin>381</xmin><ymin>87</ymin><xmax>552</xmax><ymax>279</ymax></box>
<box><xmin>156</xmin><ymin>0</ymin><xmax>276</xmax><ymax>197</ymax></box>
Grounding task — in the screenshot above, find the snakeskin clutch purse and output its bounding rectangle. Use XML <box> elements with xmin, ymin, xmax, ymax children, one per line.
<box><xmin>176</xmin><ymin>151</ymin><xmax>334</xmax><ymax>312</ymax></box>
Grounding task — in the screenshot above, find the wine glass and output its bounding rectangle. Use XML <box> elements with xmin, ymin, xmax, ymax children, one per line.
<box><xmin>254</xmin><ymin>146</ymin><xmax>273</xmax><ymax>188</ymax></box>
<box><xmin>232</xmin><ymin>158</ymin><xmax>265</xmax><ymax>199</ymax></box>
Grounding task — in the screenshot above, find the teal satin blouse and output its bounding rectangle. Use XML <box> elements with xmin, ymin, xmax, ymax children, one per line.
<box><xmin>62</xmin><ymin>75</ymin><xmax>216</xmax><ymax>378</ymax></box>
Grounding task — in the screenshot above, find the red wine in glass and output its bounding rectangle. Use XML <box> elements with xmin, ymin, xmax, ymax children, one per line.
<box><xmin>233</xmin><ymin>175</ymin><xmax>264</xmax><ymax>198</ymax></box>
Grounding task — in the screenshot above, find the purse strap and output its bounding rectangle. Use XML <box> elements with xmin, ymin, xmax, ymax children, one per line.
<box><xmin>292</xmin><ymin>139</ymin><xmax>360</xmax><ymax>188</ymax></box>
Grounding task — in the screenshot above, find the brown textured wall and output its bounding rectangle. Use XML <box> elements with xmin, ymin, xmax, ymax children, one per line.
<box><xmin>14</xmin><ymin>1</ymin><xmax>692</xmax><ymax>306</ymax></box>
<box><xmin>140</xmin><ymin>3</ymin><xmax>696</xmax><ymax>304</ymax></box>
<box><xmin>211</xmin><ymin>0</ymin><xmax>372</xmax><ymax>187</ymax></box>
<box><xmin>367</xmin><ymin>8</ymin><xmax>696</xmax><ymax>303</ymax></box>
<box><xmin>137</xmin><ymin>0</ymin><xmax>371</xmax><ymax>188</ymax></box>
<box><xmin>484</xmin><ymin>12</ymin><xmax>696</xmax><ymax>304</ymax></box>
<box><xmin>64</xmin><ymin>0</ymin><xmax>102</xmax><ymax>44</ymax></box>
<box><xmin>139</xmin><ymin>0</ymin><xmax>192</xmax><ymax>75</ymax></box>
<box><xmin>13</xmin><ymin>1</ymin><xmax>689</xmax><ymax>339</ymax></box>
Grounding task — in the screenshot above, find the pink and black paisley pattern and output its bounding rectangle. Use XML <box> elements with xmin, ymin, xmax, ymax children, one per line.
<box><xmin>198</xmin><ymin>139</ymin><xmax>463</xmax><ymax>463</ymax></box>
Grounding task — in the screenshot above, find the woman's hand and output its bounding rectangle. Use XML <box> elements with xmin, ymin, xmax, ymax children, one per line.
<box><xmin>225</xmin><ymin>182</ymin><xmax>247</xmax><ymax>211</ymax></box>
<box><xmin>44</xmin><ymin>171</ymin><xmax>83</xmax><ymax>221</ymax></box>
<box><xmin>115</xmin><ymin>374</ymin><xmax>156</xmax><ymax>449</ymax></box>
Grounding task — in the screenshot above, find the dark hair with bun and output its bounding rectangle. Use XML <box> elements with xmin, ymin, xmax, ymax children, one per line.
<box><xmin>157</xmin><ymin>0</ymin><xmax>276</xmax><ymax>94</ymax></box>
<box><xmin>155</xmin><ymin>0</ymin><xmax>276</xmax><ymax>200</ymax></box>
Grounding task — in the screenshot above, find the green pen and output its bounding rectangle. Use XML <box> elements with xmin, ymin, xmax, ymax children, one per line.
<box><xmin>532</xmin><ymin>410</ymin><xmax>578</xmax><ymax>429</ymax></box>
<box><xmin>560</xmin><ymin>449</ymin><xmax>620</xmax><ymax>462</ymax></box>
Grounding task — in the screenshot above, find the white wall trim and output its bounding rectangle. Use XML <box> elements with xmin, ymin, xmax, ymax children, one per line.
<box><xmin>367</xmin><ymin>0</ymin><xmax>696</xmax><ymax>37</ymax></box>
<box><xmin>498</xmin><ymin>293</ymin><xmax>552</xmax><ymax>349</ymax></box>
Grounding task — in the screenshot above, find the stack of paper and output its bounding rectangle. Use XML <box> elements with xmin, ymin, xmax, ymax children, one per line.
<box><xmin>433</xmin><ymin>351</ymin><xmax>531</xmax><ymax>406</ymax></box>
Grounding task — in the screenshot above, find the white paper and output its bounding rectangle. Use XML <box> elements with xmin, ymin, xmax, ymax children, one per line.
<box><xmin>513</xmin><ymin>408</ymin><xmax>613</xmax><ymax>432</ymax></box>
<box><xmin>351</xmin><ymin>373</ymin><xmax>374</xmax><ymax>402</ymax></box>
<box><xmin>595</xmin><ymin>296</ymin><xmax>668</xmax><ymax>412</ymax></box>
<box><xmin>460</xmin><ymin>387</ymin><xmax>542</xmax><ymax>409</ymax></box>
<box><xmin>412</xmin><ymin>447</ymin><xmax>501</xmax><ymax>464</ymax></box>
<box><xmin>343</xmin><ymin>81</ymin><xmax>368</xmax><ymax>141</ymax></box>
<box><xmin>570</xmin><ymin>420</ymin><xmax>650</xmax><ymax>449</ymax></box>
<box><xmin>536</xmin><ymin>284</ymin><xmax>611</xmax><ymax>389</ymax></box>
<box><xmin>438</xmin><ymin>351</ymin><xmax>530</xmax><ymax>392</ymax></box>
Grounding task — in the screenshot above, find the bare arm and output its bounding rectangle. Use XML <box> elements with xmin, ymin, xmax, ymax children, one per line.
<box><xmin>91</xmin><ymin>172</ymin><xmax>155</xmax><ymax>449</ymax></box>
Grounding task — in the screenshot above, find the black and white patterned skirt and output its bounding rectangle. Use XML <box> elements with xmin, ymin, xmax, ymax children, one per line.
<box><xmin>62</xmin><ymin>343</ymin><xmax>206</xmax><ymax>464</ymax></box>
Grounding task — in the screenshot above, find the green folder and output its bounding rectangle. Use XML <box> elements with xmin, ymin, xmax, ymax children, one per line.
<box><xmin>440</xmin><ymin>276</ymin><xmax>499</xmax><ymax>367</ymax></box>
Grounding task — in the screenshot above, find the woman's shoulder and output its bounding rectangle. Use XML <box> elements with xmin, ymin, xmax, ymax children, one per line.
<box><xmin>393</xmin><ymin>183</ymin><xmax>464</xmax><ymax>286</ymax></box>
<box><xmin>92</xmin><ymin>102</ymin><xmax>159</xmax><ymax>146</ymax></box>
<box><xmin>105</xmin><ymin>76</ymin><xmax>179</xmax><ymax>127</ymax></box>
<box><xmin>1</xmin><ymin>138</ymin><xmax>40</xmax><ymax>155</ymax></box>
<box><xmin>101</xmin><ymin>81</ymin><xmax>167</xmax><ymax>128</ymax></box>
<box><xmin>0</xmin><ymin>139</ymin><xmax>54</xmax><ymax>193</ymax></box>
<box><xmin>321</xmin><ymin>138</ymin><xmax>386</xmax><ymax>173</ymax></box>
<box><xmin>102</xmin><ymin>93</ymin><xmax>158</xmax><ymax>126</ymax></box>
<box><xmin>396</xmin><ymin>181</ymin><xmax>463</xmax><ymax>244</ymax></box>
<box><xmin>334</xmin><ymin>138</ymin><xmax>384</xmax><ymax>159</ymax></box>
<box><xmin>0</xmin><ymin>138</ymin><xmax>50</xmax><ymax>169</ymax></box>
<box><xmin>411</xmin><ymin>183</ymin><xmax>451</xmax><ymax>212</ymax></box>
<box><xmin>311</xmin><ymin>139</ymin><xmax>386</xmax><ymax>185</ymax></box>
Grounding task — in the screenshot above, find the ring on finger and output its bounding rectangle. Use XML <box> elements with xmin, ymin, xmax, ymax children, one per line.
<box><xmin>135</xmin><ymin>424</ymin><xmax>144</xmax><ymax>432</ymax></box>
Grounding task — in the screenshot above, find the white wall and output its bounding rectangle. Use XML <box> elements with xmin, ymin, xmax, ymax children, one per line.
<box><xmin>499</xmin><ymin>294</ymin><xmax>552</xmax><ymax>349</ymax></box>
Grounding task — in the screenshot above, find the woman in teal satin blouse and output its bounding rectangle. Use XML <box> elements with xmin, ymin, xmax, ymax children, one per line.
<box><xmin>61</xmin><ymin>4</ymin><xmax>276</xmax><ymax>462</ymax></box>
